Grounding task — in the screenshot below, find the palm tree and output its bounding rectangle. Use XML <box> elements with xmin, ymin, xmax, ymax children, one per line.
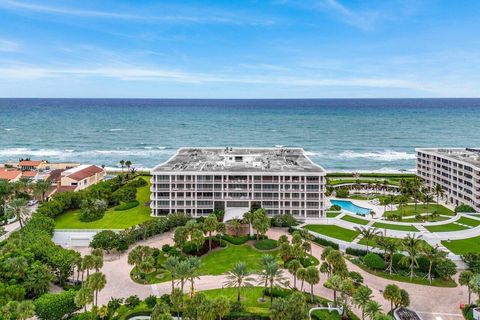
<box><xmin>86</xmin><ymin>272</ymin><xmax>106</xmax><ymax>307</ymax></box>
<box><xmin>25</xmin><ymin>262</ymin><xmax>55</xmax><ymax>296</ymax></box>
<box><xmin>164</xmin><ymin>256</ymin><xmax>179</xmax><ymax>294</ymax></box>
<box><xmin>354</xmin><ymin>227</ymin><xmax>381</xmax><ymax>253</ymax></box>
<box><xmin>229</xmin><ymin>219</ymin><xmax>242</xmax><ymax>237</ymax></box>
<box><xmin>242</xmin><ymin>210</ymin><xmax>255</xmax><ymax>236</ymax></box>
<box><xmin>422</xmin><ymin>244</ymin><xmax>447</xmax><ymax>284</ymax></box>
<box><xmin>223</xmin><ymin>262</ymin><xmax>255</xmax><ymax>302</ymax></box>
<box><xmin>396</xmin><ymin>195</ymin><xmax>408</xmax><ymax>219</ymax></box>
<box><xmin>297</xmin><ymin>267</ymin><xmax>308</xmax><ymax>292</ymax></box>
<box><xmin>259</xmin><ymin>255</ymin><xmax>276</xmax><ymax>300</ymax></box>
<box><xmin>304</xmin><ymin>266</ymin><xmax>320</xmax><ymax>300</ymax></box>
<box><xmin>261</xmin><ymin>261</ymin><xmax>287</xmax><ymax>303</ymax></box>
<box><xmin>127</xmin><ymin>246</ymin><xmax>155</xmax><ymax>280</ymax></box>
<box><xmin>33</xmin><ymin>179</ymin><xmax>50</xmax><ymax>202</ymax></box>
<box><xmin>119</xmin><ymin>160</ymin><xmax>125</xmax><ymax>172</ymax></box>
<box><xmin>186</xmin><ymin>256</ymin><xmax>201</xmax><ymax>298</ymax></box>
<box><xmin>75</xmin><ymin>287</ymin><xmax>94</xmax><ymax>312</ymax></box>
<box><xmin>382</xmin><ymin>238</ymin><xmax>399</xmax><ymax>275</ymax></box>
<box><xmin>364</xmin><ymin>300</ymin><xmax>382</xmax><ymax>320</ymax></box>
<box><xmin>175</xmin><ymin>259</ymin><xmax>191</xmax><ymax>294</ymax></box>
<box><xmin>353</xmin><ymin>286</ymin><xmax>373</xmax><ymax>320</ymax></box>
<box><xmin>459</xmin><ymin>270</ymin><xmax>474</xmax><ymax>304</ymax></box>
<box><xmin>383</xmin><ymin>284</ymin><xmax>401</xmax><ymax>313</ymax></box>
<box><xmin>400</xmin><ymin>234</ymin><xmax>422</xmax><ymax>280</ymax></box>
<box><xmin>203</xmin><ymin>214</ymin><xmax>218</xmax><ymax>251</ymax></box>
<box><xmin>435</xmin><ymin>184</ymin><xmax>444</xmax><ymax>211</ymax></box>
<box><xmin>287</xmin><ymin>259</ymin><xmax>302</xmax><ymax>289</ymax></box>
<box><xmin>423</xmin><ymin>194</ymin><xmax>434</xmax><ymax>213</ymax></box>
<box><xmin>125</xmin><ymin>160</ymin><xmax>132</xmax><ymax>173</ymax></box>
<box><xmin>325</xmin><ymin>274</ymin><xmax>343</xmax><ymax>306</ymax></box>
<box><xmin>6</xmin><ymin>198</ymin><xmax>29</xmax><ymax>228</ymax></box>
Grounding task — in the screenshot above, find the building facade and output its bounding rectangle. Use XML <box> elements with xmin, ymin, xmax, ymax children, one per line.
<box><xmin>59</xmin><ymin>165</ymin><xmax>106</xmax><ymax>191</ymax></box>
<box><xmin>416</xmin><ymin>148</ymin><xmax>480</xmax><ymax>211</ymax></box>
<box><xmin>150</xmin><ymin>148</ymin><xmax>326</xmax><ymax>219</ymax></box>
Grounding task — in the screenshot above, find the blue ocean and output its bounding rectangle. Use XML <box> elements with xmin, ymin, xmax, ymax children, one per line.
<box><xmin>1</xmin><ymin>98</ymin><xmax>479</xmax><ymax>172</ymax></box>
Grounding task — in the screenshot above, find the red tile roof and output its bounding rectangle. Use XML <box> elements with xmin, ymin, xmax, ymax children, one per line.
<box><xmin>67</xmin><ymin>165</ymin><xmax>104</xmax><ymax>181</ymax></box>
<box><xmin>22</xmin><ymin>171</ymin><xmax>38</xmax><ymax>178</ymax></box>
<box><xmin>18</xmin><ymin>160</ymin><xmax>44</xmax><ymax>167</ymax></box>
<box><xmin>47</xmin><ymin>169</ymin><xmax>64</xmax><ymax>182</ymax></box>
<box><xmin>57</xmin><ymin>185</ymin><xmax>77</xmax><ymax>193</ymax></box>
<box><xmin>0</xmin><ymin>169</ymin><xmax>22</xmax><ymax>181</ymax></box>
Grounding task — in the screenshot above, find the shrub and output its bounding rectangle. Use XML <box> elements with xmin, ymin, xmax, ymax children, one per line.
<box><xmin>271</xmin><ymin>214</ymin><xmax>298</xmax><ymax>227</ymax></box>
<box><xmin>112</xmin><ymin>185</ymin><xmax>137</xmax><ymax>203</ymax></box>
<box><xmin>90</xmin><ymin>230</ymin><xmax>119</xmax><ymax>252</ymax></box>
<box><xmin>162</xmin><ymin>244</ymin><xmax>173</xmax><ymax>253</ymax></box>
<box><xmin>230</xmin><ymin>301</ymin><xmax>245</xmax><ymax>313</ymax></box>
<box><xmin>312</xmin><ymin>237</ymin><xmax>339</xmax><ymax>250</ymax></box>
<box><xmin>125</xmin><ymin>295</ymin><xmax>141</xmax><ymax>308</ymax></box>
<box><xmin>254</xmin><ymin>239</ymin><xmax>278</xmax><ymax>250</ymax></box>
<box><xmin>348</xmin><ymin>271</ymin><xmax>364</xmax><ymax>286</ymax></box>
<box><xmin>462</xmin><ymin>253</ymin><xmax>480</xmax><ymax>273</ymax></box>
<box><xmin>363</xmin><ymin>253</ymin><xmax>385</xmax><ymax>270</ymax></box>
<box><xmin>126</xmin><ymin>178</ymin><xmax>148</xmax><ymax>188</ymax></box>
<box><xmin>114</xmin><ymin>200</ymin><xmax>139</xmax><ymax>211</ymax></box>
<box><xmin>79</xmin><ymin>199</ymin><xmax>107</xmax><ymax>222</ymax></box>
<box><xmin>262</xmin><ymin>287</ymin><xmax>291</xmax><ymax>298</ymax></box>
<box><xmin>455</xmin><ymin>204</ymin><xmax>476</xmax><ymax>213</ymax></box>
<box><xmin>345</xmin><ymin>247</ymin><xmax>368</xmax><ymax>257</ymax></box>
<box><xmin>299</xmin><ymin>255</ymin><xmax>320</xmax><ymax>268</ymax></box>
<box><xmin>221</xmin><ymin>235</ymin><xmax>249</xmax><ymax>245</ymax></box>
<box><xmin>434</xmin><ymin>259</ymin><xmax>457</xmax><ymax>279</ymax></box>
<box><xmin>34</xmin><ymin>290</ymin><xmax>79</xmax><ymax>320</ymax></box>
<box><xmin>335</xmin><ymin>188</ymin><xmax>349</xmax><ymax>198</ymax></box>
<box><xmin>329</xmin><ymin>204</ymin><xmax>341</xmax><ymax>211</ymax></box>
<box><xmin>144</xmin><ymin>295</ymin><xmax>158</xmax><ymax>308</ymax></box>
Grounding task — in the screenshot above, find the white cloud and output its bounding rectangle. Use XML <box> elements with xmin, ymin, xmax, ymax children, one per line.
<box><xmin>0</xmin><ymin>39</ymin><xmax>21</xmax><ymax>52</ymax></box>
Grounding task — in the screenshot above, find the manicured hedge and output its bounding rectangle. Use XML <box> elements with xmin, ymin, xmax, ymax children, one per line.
<box><xmin>221</xmin><ymin>235</ymin><xmax>249</xmax><ymax>245</ymax></box>
<box><xmin>363</xmin><ymin>253</ymin><xmax>385</xmax><ymax>270</ymax></box>
<box><xmin>114</xmin><ymin>200</ymin><xmax>140</xmax><ymax>211</ymax></box>
<box><xmin>346</xmin><ymin>247</ymin><xmax>368</xmax><ymax>257</ymax></box>
<box><xmin>312</xmin><ymin>236</ymin><xmax>339</xmax><ymax>250</ymax></box>
<box><xmin>254</xmin><ymin>239</ymin><xmax>278</xmax><ymax>250</ymax></box>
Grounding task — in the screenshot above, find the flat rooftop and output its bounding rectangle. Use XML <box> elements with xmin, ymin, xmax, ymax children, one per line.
<box><xmin>152</xmin><ymin>147</ymin><xmax>325</xmax><ymax>173</ymax></box>
<box><xmin>417</xmin><ymin>148</ymin><xmax>480</xmax><ymax>167</ymax></box>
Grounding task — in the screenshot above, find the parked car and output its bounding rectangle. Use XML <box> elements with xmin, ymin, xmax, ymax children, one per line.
<box><xmin>27</xmin><ymin>200</ymin><xmax>38</xmax><ymax>206</ymax></box>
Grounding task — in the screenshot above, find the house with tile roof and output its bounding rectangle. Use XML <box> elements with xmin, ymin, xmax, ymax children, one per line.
<box><xmin>0</xmin><ymin>169</ymin><xmax>22</xmax><ymax>182</ymax></box>
<box><xmin>60</xmin><ymin>165</ymin><xmax>106</xmax><ymax>191</ymax></box>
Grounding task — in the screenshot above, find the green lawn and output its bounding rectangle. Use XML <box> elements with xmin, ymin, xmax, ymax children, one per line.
<box><xmin>372</xmin><ymin>222</ymin><xmax>418</xmax><ymax>232</ymax></box>
<box><xmin>198</xmin><ymin>244</ymin><xmax>280</xmax><ymax>275</ymax></box>
<box><xmin>304</xmin><ymin>224</ymin><xmax>359</xmax><ymax>242</ymax></box>
<box><xmin>54</xmin><ymin>176</ymin><xmax>154</xmax><ymax>229</ymax></box>
<box><xmin>384</xmin><ymin>204</ymin><xmax>454</xmax><ymax>218</ymax></box>
<box><xmin>200</xmin><ymin>287</ymin><xmax>271</xmax><ymax>316</ymax></box>
<box><xmin>401</xmin><ymin>215</ymin><xmax>450</xmax><ymax>223</ymax></box>
<box><xmin>442</xmin><ymin>236</ymin><xmax>480</xmax><ymax>255</ymax></box>
<box><xmin>457</xmin><ymin>216</ymin><xmax>480</xmax><ymax>227</ymax></box>
<box><xmin>340</xmin><ymin>214</ymin><xmax>370</xmax><ymax>225</ymax></box>
<box><xmin>424</xmin><ymin>222</ymin><xmax>470</xmax><ymax>233</ymax></box>
<box><xmin>326</xmin><ymin>212</ymin><xmax>340</xmax><ymax>218</ymax></box>
<box><xmin>311</xmin><ymin>309</ymin><xmax>342</xmax><ymax>320</ymax></box>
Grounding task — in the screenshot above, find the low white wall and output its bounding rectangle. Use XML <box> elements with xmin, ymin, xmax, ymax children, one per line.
<box><xmin>53</xmin><ymin>230</ymin><xmax>100</xmax><ymax>247</ymax></box>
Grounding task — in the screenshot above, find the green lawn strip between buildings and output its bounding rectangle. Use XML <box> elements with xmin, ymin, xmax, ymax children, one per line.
<box><xmin>384</xmin><ymin>204</ymin><xmax>454</xmax><ymax>217</ymax></box>
<box><xmin>456</xmin><ymin>216</ymin><xmax>480</xmax><ymax>227</ymax></box>
<box><xmin>304</xmin><ymin>224</ymin><xmax>359</xmax><ymax>242</ymax></box>
<box><xmin>442</xmin><ymin>236</ymin><xmax>480</xmax><ymax>255</ymax></box>
<box><xmin>424</xmin><ymin>222</ymin><xmax>470</xmax><ymax>233</ymax></box>
<box><xmin>340</xmin><ymin>214</ymin><xmax>370</xmax><ymax>226</ymax></box>
<box><xmin>371</xmin><ymin>222</ymin><xmax>418</xmax><ymax>232</ymax></box>
<box><xmin>54</xmin><ymin>176</ymin><xmax>154</xmax><ymax>229</ymax></box>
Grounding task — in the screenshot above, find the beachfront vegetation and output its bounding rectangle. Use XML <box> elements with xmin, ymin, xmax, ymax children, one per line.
<box><xmin>54</xmin><ymin>176</ymin><xmax>153</xmax><ymax>229</ymax></box>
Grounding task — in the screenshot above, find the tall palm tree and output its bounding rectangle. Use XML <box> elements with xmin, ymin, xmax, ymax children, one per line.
<box><xmin>6</xmin><ymin>198</ymin><xmax>29</xmax><ymax>228</ymax></box>
<box><xmin>119</xmin><ymin>160</ymin><xmax>125</xmax><ymax>172</ymax></box>
<box><xmin>259</xmin><ymin>255</ymin><xmax>276</xmax><ymax>300</ymax></box>
<box><xmin>259</xmin><ymin>261</ymin><xmax>287</xmax><ymax>303</ymax></box>
<box><xmin>75</xmin><ymin>287</ymin><xmax>94</xmax><ymax>312</ymax></box>
<box><xmin>304</xmin><ymin>266</ymin><xmax>320</xmax><ymax>300</ymax></box>
<box><xmin>287</xmin><ymin>259</ymin><xmax>302</xmax><ymax>289</ymax></box>
<box><xmin>422</xmin><ymin>244</ymin><xmax>447</xmax><ymax>284</ymax></box>
<box><xmin>435</xmin><ymin>184</ymin><xmax>444</xmax><ymax>211</ymax></box>
<box><xmin>164</xmin><ymin>256</ymin><xmax>179</xmax><ymax>294</ymax></box>
<box><xmin>223</xmin><ymin>262</ymin><xmax>255</xmax><ymax>302</ymax></box>
<box><xmin>125</xmin><ymin>160</ymin><xmax>132</xmax><ymax>172</ymax></box>
<box><xmin>176</xmin><ymin>259</ymin><xmax>192</xmax><ymax>294</ymax></box>
<box><xmin>423</xmin><ymin>194</ymin><xmax>434</xmax><ymax>213</ymax></box>
<box><xmin>229</xmin><ymin>219</ymin><xmax>242</xmax><ymax>237</ymax></box>
<box><xmin>353</xmin><ymin>286</ymin><xmax>373</xmax><ymax>320</ymax></box>
<box><xmin>364</xmin><ymin>300</ymin><xmax>382</xmax><ymax>320</ymax></box>
<box><xmin>33</xmin><ymin>179</ymin><xmax>50</xmax><ymax>202</ymax></box>
<box><xmin>297</xmin><ymin>267</ymin><xmax>308</xmax><ymax>292</ymax></box>
<box><xmin>86</xmin><ymin>272</ymin><xmax>106</xmax><ymax>307</ymax></box>
<box><xmin>383</xmin><ymin>284</ymin><xmax>401</xmax><ymax>313</ymax></box>
<box><xmin>187</xmin><ymin>256</ymin><xmax>201</xmax><ymax>298</ymax></box>
<box><xmin>400</xmin><ymin>234</ymin><xmax>422</xmax><ymax>280</ymax></box>
<box><xmin>354</xmin><ymin>227</ymin><xmax>381</xmax><ymax>253</ymax></box>
<box><xmin>203</xmin><ymin>214</ymin><xmax>218</xmax><ymax>251</ymax></box>
<box><xmin>324</xmin><ymin>274</ymin><xmax>343</xmax><ymax>306</ymax></box>
<box><xmin>382</xmin><ymin>238</ymin><xmax>399</xmax><ymax>275</ymax></box>
<box><xmin>459</xmin><ymin>270</ymin><xmax>474</xmax><ymax>304</ymax></box>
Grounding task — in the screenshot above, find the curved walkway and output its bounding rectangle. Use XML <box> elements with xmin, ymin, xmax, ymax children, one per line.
<box><xmin>88</xmin><ymin>229</ymin><xmax>467</xmax><ymax>320</ymax></box>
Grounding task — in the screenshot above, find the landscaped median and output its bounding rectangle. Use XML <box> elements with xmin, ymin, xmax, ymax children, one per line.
<box><xmin>303</xmin><ymin>224</ymin><xmax>359</xmax><ymax>242</ymax></box>
<box><xmin>340</xmin><ymin>214</ymin><xmax>369</xmax><ymax>226</ymax></box>
<box><xmin>371</xmin><ymin>222</ymin><xmax>418</xmax><ymax>232</ymax></box>
<box><xmin>441</xmin><ymin>235</ymin><xmax>480</xmax><ymax>254</ymax></box>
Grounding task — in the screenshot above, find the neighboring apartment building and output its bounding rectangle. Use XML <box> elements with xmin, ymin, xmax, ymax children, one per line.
<box><xmin>150</xmin><ymin>147</ymin><xmax>326</xmax><ymax>219</ymax></box>
<box><xmin>59</xmin><ymin>165</ymin><xmax>106</xmax><ymax>191</ymax></box>
<box><xmin>416</xmin><ymin>148</ymin><xmax>480</xmax><ymax>211</ymax></box>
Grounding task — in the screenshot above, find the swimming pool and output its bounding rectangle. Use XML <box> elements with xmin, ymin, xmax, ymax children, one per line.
<box><xmin>330</xmin><ymin>199</ymin><xmax>371</xmax><ymax>216</ymax></box>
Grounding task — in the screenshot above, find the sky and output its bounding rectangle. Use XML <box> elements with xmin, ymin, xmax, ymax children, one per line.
<box><xmin>0</xmin><ymin>0</ymin><xmax>479</xmax><ymax>98</ymax></box>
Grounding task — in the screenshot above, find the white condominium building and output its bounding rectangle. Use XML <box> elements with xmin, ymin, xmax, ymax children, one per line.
<box><xmin>150</xmin><ymin>147</ymin><xmax>326</xmax><ymax>219</ymax></box>
<box><xmin>416</xmin><ymin>148</ymin><xmax>480</xmax><ymax>211</ymax></box>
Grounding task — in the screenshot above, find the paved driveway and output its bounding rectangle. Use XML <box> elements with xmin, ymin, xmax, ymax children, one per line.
<box><xmin>89</xmin><ymin>228</ymin><xmax>467</xmax><ymax>320</ymax></box>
